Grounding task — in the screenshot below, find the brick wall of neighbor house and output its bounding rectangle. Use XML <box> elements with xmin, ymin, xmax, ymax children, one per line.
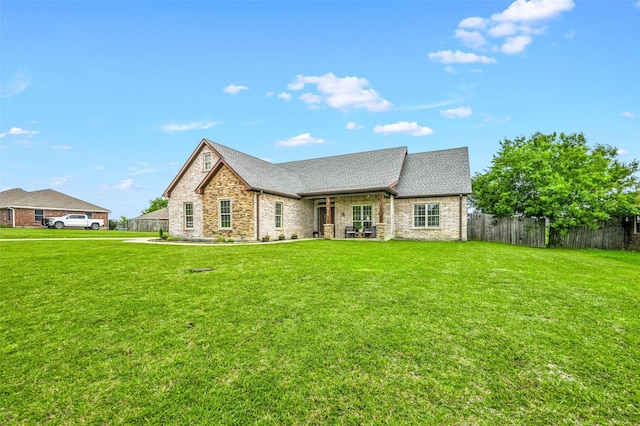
<box><xmin>259</xmin><ymin>193</ymin><xmax>314</xmax><ymax>240</ymax></box>
<box><xmin>1</xmin><ymin>208</ymin><xmax>108</xmax><ymax>228</ymax></box>
<box><xmin>333</xmin><ymin>195</ymin><xmax>390</xmax><ymax>239</ymax></box>
<box><xmin>394</xmin><ymin>196</ymin><xmax>467</xmax><ymax>241</ymax></box>
<box><xmin>202</xmin><ymin>165</ymin><xmax>255</xmax><ymax>240</ymax></box>
<box><xmin>168</xmin><ymin>146</ymin><xmax>219</xmax><ymax>239</ymax></box>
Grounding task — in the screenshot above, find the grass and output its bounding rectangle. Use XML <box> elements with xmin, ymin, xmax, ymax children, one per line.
<box><xmin>1</xmin><ymin>238</ymin><xmax>638</xmax><ymax>424</ymax></box>
<box><xmin>0</xmin><ymin>228</ymin><xmax>156</xmax><ymax>239</ymax></box>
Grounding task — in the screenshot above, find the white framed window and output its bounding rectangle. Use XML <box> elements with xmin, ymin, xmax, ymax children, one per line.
<box><xmin>184</xmin><ymin>203</ymin><xmax>194</xmax><ymax>229</ymax></box>
<box><xmin>352</xmin><ymin>205</ymin><xmax>372</xmax><ymax>228</ymax></box>
<box><xmin>635</xmin><ymin>215</ymin><xmax>640</xmax><ymax>234</ymax></box>
<box><xmin>34</xmin><ymin>209</ymin><xmax>44</xmax><ymax>222</ymax></box>
<box><xmin>219</xmin><ymin>199</ymin><xmax>232</xmax><ymax>229</ymax></box>
<box><xmin>275</xmin><ymin>201</ymin><xmax>283</xmax><ymax>229</ymax></box>
<box><xmin>414</xmin><ymin>203</ymin><xmax>440</xmax><ymax>228</ymax></box>
<box><xmin>203</xmin><ymin>153</ymin><xmax>213</xmax><ymax>171</ymax></box>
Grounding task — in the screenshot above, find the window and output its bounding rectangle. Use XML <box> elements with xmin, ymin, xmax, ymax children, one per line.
<box><xmin>219</xmin><ymin>199</ymin><xmax>231</xmax><ymax>229</ymax></box>
<box><xmin>635</xmin><ymin>215</ymin><xmax>640</xmax><ymax>234</ymax></box>
<box><xmin>85</xmin><ymin>212</ymin><xmax>93</xmax><ymax>219</ymax></box>
<box><xmin>414</xmin><ymin>203</ymin><xmax>440</xmax><ymax>228</ymax></box>
<box><xmin>6</xmin><ymin>210</ymin><xmax>12</xmax><ymax>221</ymax></box>
<box><xmin>352</xmin><ymin>205</ymin><xmax>372</xmax><ymax>228</ymax></box>
<box><xmin>203</xmin><ymin>153</ymin><xmax>213</xmax><ymax>171</ymax></box>
<box><xmin>275</xmin><ymin>201</ymin><xmax>283</xmax><ymax>228</ymax></box>
<box><xmin>34</xmin><ymin>209</ymin><xmax>44</xmax><ymax>222</ymax></box>
<box><xmin>184</xmin><ymin>203</ymin><xmax>194</xmax><ymax>229</ymax></box>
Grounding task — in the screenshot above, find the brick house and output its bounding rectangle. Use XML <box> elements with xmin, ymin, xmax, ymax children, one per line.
<box><xmin>163</xmin><ymin>139</ymin><xmax>471</xmax><ymax>241</ymax></box>
<box><xmin>0</xmin><ymin>188</ymin><xmax>109</xmax><ymax>228</ymax></box>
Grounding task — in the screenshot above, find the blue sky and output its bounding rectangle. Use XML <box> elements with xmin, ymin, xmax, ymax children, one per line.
<box><xmin>2</xmin><ymin>0</ymin><xmax>639</xmax><ymax>219</ymax></box>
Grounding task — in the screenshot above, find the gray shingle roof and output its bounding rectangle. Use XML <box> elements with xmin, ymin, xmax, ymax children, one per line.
<box><xmin>131</xmin><ymin>207</ymin><xmax>169</xmax><ymax>220</ymax></box>
<box><xmin>0</xmin><ymin>188</ymin><xmax>110</xmax><ymax>212</ymax></box>
<box><xmin>199</xmin><ymin>140</ymin><xmax>470</xmax><ymax>198</ymax></box>
<box><xmin>207</xmin><ymin>140</ymin><xmax>304</xmax><ymax>197</ymax></box>
<box><xmin>394</xmin><ymin>147</ymin><xmax>472</xmax><ymax>197</ymax></box>
<box><xmin>277</xmin><ymin>146</ymin><xmax>407</xmax><ymax>195</ymax></box>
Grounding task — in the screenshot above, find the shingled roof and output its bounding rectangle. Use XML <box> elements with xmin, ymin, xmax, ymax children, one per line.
<box><xmin>167</xmin><ymin>139</ymin><xmax>471</xmax><ymax>199</ymax></box>
<box><xmin>0</xmin><ymin>188</ymin><xmax>110</xmax><ymax>212</ymax></box>
<box><xmin>394</xmin><ymin>147</ymin><xmax>472</xmax><ymax>197</ymax></box>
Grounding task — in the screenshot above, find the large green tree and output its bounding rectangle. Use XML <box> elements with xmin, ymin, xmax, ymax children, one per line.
<box><xmin>472</xmin><ymin>132</ymin><xmax>639</xmax><ymax>235</ymax></box>
<box><xmin>141</xmin><ymin>197</ymin><xmax>169</xmax><ymax>215</ymax></box>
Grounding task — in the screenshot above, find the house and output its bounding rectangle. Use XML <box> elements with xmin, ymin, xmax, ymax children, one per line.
<box><xmin>0</xmin><ymin>188</ymin><xmax>110</xmax><ymax>228</ymax></box>
<box><xmin>128</xmin><ymin>207</ymin><xmax>169</xmax><ymax>232</ymax></box>
<box><xmin>163</xmin><ymin>139</ymin><xmax>472</xmax><ymax>241</ymax></box>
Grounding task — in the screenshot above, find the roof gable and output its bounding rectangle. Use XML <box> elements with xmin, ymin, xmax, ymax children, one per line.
<box><xmin>0</xmin><ymin>188</ymin><xmax>110</xmax><ymax>212</ymax></box>
<box><xmin>165</xmin><ymin>140</ymin><xmax>471</xmax><ymax>199</ymax></box>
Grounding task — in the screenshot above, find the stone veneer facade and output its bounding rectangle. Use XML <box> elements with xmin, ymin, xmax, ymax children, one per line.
<box><xmin>166</xmin><ymin>144</ymin><xmax>468</xmax><ymax>242</ymax></box>
<box><xmin>202</xmin><ymin>165</ymin><xmax>255</xmax><ymax>240</ymax></box>
<box><xmin>167</xmin><ymin>145</ymin><xmax>218</xmax><ymax>239</ymax></box>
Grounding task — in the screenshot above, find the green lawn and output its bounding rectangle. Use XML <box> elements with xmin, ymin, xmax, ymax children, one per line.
<box><xmin>1</xmin><ymin>239</ymin><xmax>638</xmax><ymax>424</ymax></box>
<box><xmin>0</xmin><ymin>228</ymin><xmax>155</xmax><ymax>239</ymax></box>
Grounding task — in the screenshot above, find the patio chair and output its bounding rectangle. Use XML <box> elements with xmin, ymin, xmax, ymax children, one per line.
<box><xmin>345</xmin><ymin>226</ymin><xmax>356</xmax><ymax>238</ymax></box>
<box><xmin>364</xmin><ymin>226</ymin><xmax>376</xmax><ymax>238</ymax></box>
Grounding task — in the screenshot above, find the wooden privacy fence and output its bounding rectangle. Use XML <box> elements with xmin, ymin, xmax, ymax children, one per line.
<box><xmin>467</xmin><ymin>213</ymin><xmax>546</xmax><ymax>248</ymax></box>
<box><xmin>549</xmin><ymin>221</ymin><xmax>627</xmax><ymax>250</ymax></box>
<box><xmin>128</xmin><ymin>219</ymin><xmax>168</xmax><ymax>233</ymax></box>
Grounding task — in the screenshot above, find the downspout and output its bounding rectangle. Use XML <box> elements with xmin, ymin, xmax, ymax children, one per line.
<box><xmin>459</xmin><ymin>194</ymin><xmax>463</xmax><ymax>241</ymax></box>
<box><xmin>256</xmin><ymin>192</ymin><xmax>260</xmax><ymax>241</ymax></box>
<box><xmin>9</xmin><ymin>207</ymin><xmax>15</xmax><ymax>228</ymax></box>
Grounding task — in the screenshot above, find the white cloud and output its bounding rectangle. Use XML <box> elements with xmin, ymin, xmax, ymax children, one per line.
<box><xmin>428</xmin><ymin>50</ymin><xmax>497</xmax><ymax>64</ymax></box>
<box><xmin>49</xmin><ymin>176</ymin><xmax>73</xmax><ymax>187</ymax></box>
<box><xmin>617</xmin><ymin>149</ymin><xmax>629</xmax><ymax>156</ymax></box>
<box><xmin>635</xmin><ymin>0</ymin><xmax>640</xmax><ymax>8</ymax></box>
<box><xmin>299</xmin><ymin>92</ymin><xmax>323</xmax><ymax>105</ymax></box>
<box><xmin>564</xmin><ymin>29</ymin><xmax>576</xmax><ymax>40</ymax></box>
<box><xmin>276</xmin><ymin>133</ymin><xmax>328</xmax><ymax>147</ymax></box>
<box><xmin>346</xmin><ymin>121</ymin><xmax>364</xmax><ymax>130</ymax></box>
<box><xmin>458</xmin><ymin>16</ymin><xmax>487</xmax><ymax>29</ymax></box>
<box><xmin>277</xmin><ymin>92</ymin><xmax>292</xmax><ymax>101</ymax></box>
<box><xmin>445</xmin><ymin>66</ymin><xmax>458</xmax><ymax>74</ymax></box>
<box><xmin>53</xmin><ymin>145</ymin><xmax>73</xmax><ymax>151</ymax></box>
<box><xmin>374</xmin><ymin>121</ymin><xmax>433</xmax><ymax>137</ymax></box>
<box><xmin>442</xmin><ymin>0</ymin><xmax>576</xmax><ymax>61</ymax></box>
<box><xmin>622</xmin><ymin>112</ymin><xmax>635</xmax><ymax>118</ymax></box>
<box><xmin>455</xmin><ymin>29</ymin><xmax>486</xmax><ymax>48</ymax></box>
<box><xmin>287</xmin><ymin>73</ymin><xmax>392</xmax><ymax>112</ymax></box>
<box><xmin>491</xmin><ymin>0</ymin><xmax>575</xmax><ymax>23</ymax></box>
<box><xmin>161</xmin><ymin>120</ymin><xmax>217</xmax><ymax>132</ymax></box>
<box><xmin>487</xmin><ymin>22</ymin><xmax>518</xmax><ymax>38</ymax></box>
<box><xmin>0</xmin><ymin>127</ymin><xmax>39</xmax><ymax>138</ymax></box>
<box><xmin>440</xmin><ymin>107</ymin><xmax>473</xmax><ymax>119</ymax></box>
<box><xmin>223</xmin><ymin>84</ymin><xmax>249</xmax><ymax>95</ymax></box>
<box><xmin>501</xmin><ymin>35</ymin><xmax>533</xmax><ymax>54</ymax></box>
<box><xmin>115</xmin><ymin>179</ymin><xmax>137</xmax><ymax>191</ymax></box>
<box><xmin>1</xmin><ymin>72</ymin><xmax>30</xmax><ymax>98</ymax></box>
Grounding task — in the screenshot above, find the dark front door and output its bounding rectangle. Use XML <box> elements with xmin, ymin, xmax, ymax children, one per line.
<box><xmin>317</xmin><ymin>207</ymin><xmax>335</xmax><ymax>236</ymax></box>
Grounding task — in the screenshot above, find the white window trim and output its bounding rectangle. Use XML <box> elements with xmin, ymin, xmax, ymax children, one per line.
<box><xmin>275</xmin><ymin>201</ymin><xmax>283</xmax><ymax>229</ymax></box>
<box><xmin>203</xmin><ymin>152</ymin><xmax>213</xmax><ymax>171</ymax></box>
<box><xmin>184</xmin><ymin>202</ymin><xmax>194</xmax><ymax>229</ymax></box>
<box><xmin>219</xmin><ymin>199</ymin><xmax>232</xmax><ymax>230</ymax></box>
<box><xmin>413</xmin><ymin>202</ymin><xmax>441</xmax><ymax>229</ymax></box>
<box><xmin>352</xmin><ymin>205</ymin><xmax>373</xmax><ymax>228</ymax></box>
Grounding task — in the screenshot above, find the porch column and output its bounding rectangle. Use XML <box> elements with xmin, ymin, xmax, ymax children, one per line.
<box><xmin>324</xmin><ymin>196</ymin><xmax>334</xmax><ymax>239</ymax></box>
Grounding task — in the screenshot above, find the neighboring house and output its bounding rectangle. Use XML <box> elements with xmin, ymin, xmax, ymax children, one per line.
<box><xmin>128</xmin><ymin>207</ymin><xmax>169</xmax><ymax>232</ymax></box>
<box><xmin>0</xmin><ymin>188</ymin><xmax>109</xmax><ymax>228</ymax></box>
<box><xmin>163</xmin><ymin>139</ymin><xmax>472</xmax><ymax>241</ymax></box>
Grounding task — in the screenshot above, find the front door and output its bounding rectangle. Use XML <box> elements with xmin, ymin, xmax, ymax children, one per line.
<box><xmin>317</xmin><ymin>207</ymin><xmax>335</xmax><ymax>236</ymax></box>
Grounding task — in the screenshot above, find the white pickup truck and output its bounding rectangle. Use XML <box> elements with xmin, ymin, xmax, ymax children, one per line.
<box><xmin>42</xmin><ymin>214</ymin><xmax>105</xmax><ymax>230</ymax></box>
